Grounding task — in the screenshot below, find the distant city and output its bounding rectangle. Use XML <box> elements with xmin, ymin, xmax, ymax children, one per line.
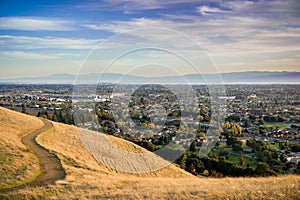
<box><xmin>1</xmin><ymin>83</ymin><xmax>299</xmax><ymax>176</ymax></box>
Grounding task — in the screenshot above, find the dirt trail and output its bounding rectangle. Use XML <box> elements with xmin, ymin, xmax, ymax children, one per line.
<box><xmin>0</xmin><ymin>118</ymin><xmax>66</xmax><ymax>193</ymax></box>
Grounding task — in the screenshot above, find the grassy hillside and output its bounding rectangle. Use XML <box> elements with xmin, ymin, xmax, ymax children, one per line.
<box><xmin>0</xmin><ymin>107</ymin><xmax>299</xmax><ymax>199</ymax></box>
<box><xmin>0</xmin><ymin>107</ymin><xmax>43</xmax><ymax>190</ymax></box>
<box><xmin>36</xmin><ymin>121</ymin><xmax>193</xmax><ymax>178</ymax></box>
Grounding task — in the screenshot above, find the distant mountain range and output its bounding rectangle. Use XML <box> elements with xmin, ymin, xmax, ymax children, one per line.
<box><xmin>0</xmin><ymin>72</ymin><xmax>299</xmax><ymax>84</ymax></box>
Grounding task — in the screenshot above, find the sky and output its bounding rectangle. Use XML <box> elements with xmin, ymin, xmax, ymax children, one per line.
<box><xmin>0</xmin><ymin>0</ymin><xmax>299</xmax><ymax>78</ymax></box>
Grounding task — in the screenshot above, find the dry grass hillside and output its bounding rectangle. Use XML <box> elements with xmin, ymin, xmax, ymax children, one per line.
<box><xmin>0</xmin><ymin>107</ymin><xmax>43</xmax><ymax>190</ymax></box>
<box><xmin>0</xmin><ymin>107</ymin><xmax>299</xmax><ymax>199</ymax></box>
<box><xmin>36</xmin><ymin>121</ymin><xmax>193</xmax><ymax>178</ymax></box>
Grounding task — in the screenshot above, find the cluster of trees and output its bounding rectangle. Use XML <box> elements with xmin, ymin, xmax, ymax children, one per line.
<box><xmin>245</xmin><ymin>139</ymin><xmax>300</xmax><ymax>173</ymax></box>
<box><xmin>176</xmin><ymin>151</ymin><xmax>277</xmax><ymax>177</ymax></box>
<box><xmin>198</xmin><ymin>104</ymin><xmax>210</xmax><ymax>122</ymax></box>
<box><xmin>37</xmin><ymin>109</ymin><xmax>74</xmax><ymax>125</ymax></box>
<box><xmin>290</xmin><ymin>143</ymin><xmax>300</xmax><ymax>152</ymax></box>
<box><xmin>52</xmin><ymin>109</ymin><xmax>74</xmax><ymax>125</ymax></box>
<box><xmin>36</xmin><ymin>110</ymin><xmax>50</xmax><ymax>118</ymax></box>
<box><xmin>221</xmin><ymin>132</ymin><xmax>244</xmax><ymax>154</ymax></box>
<box><xmin>174</xmin><ymin>127</ymin><xmax>293</xmax><ymax>177</ymax></box>
<box><xmin>131</xmin><ymin>138</ymin><xmax>157</xmax><ymax>152</ymax></box>
<box><xmin>263</xmin><ymin>115</ymin><xmax>284</xmax><ymax>122</ymax></box>
<box><xmin>95</xmin><ymin>106</ymin><xmax>114</xmax><ymax>121</ymax></box>
<box><xmin>290</xmin><ymin>124</ymin><xmax>300</xmax><ymax>130</ymax></box>
<box><xmin>223</xmin><ymin>122</ymin><xmax>243</xmax><ymax>136</ymax></box>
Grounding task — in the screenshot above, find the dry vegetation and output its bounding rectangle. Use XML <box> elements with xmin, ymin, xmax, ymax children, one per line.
<box><xmin>1</xmin><ymin>107</ymin><xmax>299</xmax><ymax>199</ymax></box>
<box><xmin>36</xmin><ymin>121</ymin><xmax>193</xmax><ymax>178</ymax></box>
<box><xmin>0</xmin><ymin>107</ymin><xmax>43</xmax><ymax>190</ymax></box>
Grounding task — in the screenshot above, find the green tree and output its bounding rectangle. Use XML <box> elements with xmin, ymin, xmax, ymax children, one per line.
<box><xmin>255</xmin><ymin>162</ymin><xmax>277</xmax><ymax>176</ymax></box>
<box><xmin>177</xmin><ymin>153</ymin><xmax>186</xmax><ymax>170</ymax></box>
<box><xmin>186</xmin><ymin>157</ymin><xmax>204</xmax><ymax>174</ymax></box>
<box><xmin>226</xmin><ymin>136</ymin><xmax>237</xmax><ymax>147</ymax></box>
<box><xmin>219</xmin><ymin>156</ymin><xmax>227</xmax><ymax>163</ymax></box>
<box><xmin>65</xmin><ymin>110</ymin><xmax>74</xmax><ymax>124</ymax></box>
<box><xmin>233</xmin><ymin>143</ymin><xmax>243</xmax><ymax>153</ymax></box>
<box><xmin>21</xmin><ymin>103</ymin><xmax>27</xmax><ymax>114</ymax></box>
<box><xmin>11</xmin><ymin>100</ymin><xmax>15</xmax><ymax>110</ymax></box>
<box><xmin>218</xmin><ymin>149</ymin><xmax>230</xmax><ymax>159</ymax></box>
<box><xmin>291</xmin><ymin>144</ymin><xmax>300</xmax><ymax>152</ymax></box>
<box><xmin>296</xmin><ymin>163</ymin><xmax>300</xmax><ymax>175</ymax></box>
<box><xmin>52</xmin><ymin>114</ymin><xmax>58</xmax><ymax>122</ymax></box>
<box><xmin>280</xmin><ymin>153</ymin><xmax>287</xmax><ymax>163</ymax></box>
<box><xmin>187</xmin><ymin>163</ymin><xmax>197</xmax><ymax>175</ymax></box>
<box><xmin>189</xmin><ymin>140</ymin><xmax>196</xmax><ymax>152</ymax></box>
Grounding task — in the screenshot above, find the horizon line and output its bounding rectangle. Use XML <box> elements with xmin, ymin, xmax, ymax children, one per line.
<box><xmin>1</xmin><ymin>70</ymin><xmax>299</xmax><ymax>79</ymax></box>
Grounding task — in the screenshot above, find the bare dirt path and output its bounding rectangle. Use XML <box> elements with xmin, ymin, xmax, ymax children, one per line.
<box><xmin>0</xmin><ymin>118</ymin><xmax>66</xmax><ymax>193</ymax></box>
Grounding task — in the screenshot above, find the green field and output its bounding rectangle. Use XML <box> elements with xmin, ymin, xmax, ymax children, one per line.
<box><xmin>263</xmin><ymin>122</ymin><xmax>287</xmax><ymax>129</ymax></box>
<box><xmin>212</xmin><ymin>148</ymin><xmax>256</xmax><ymax>168</ymax></box>
<box><xmin>228</xmin><ymin>152</ymin><xmax>256</xmax><ymax>167</ymax></box>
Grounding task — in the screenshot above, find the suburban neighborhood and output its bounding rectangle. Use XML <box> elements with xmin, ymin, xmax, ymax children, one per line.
<box><xmin>1</xmin><ymin>83</ymin><xmax>299</xmax><ymax>176</ymax></box>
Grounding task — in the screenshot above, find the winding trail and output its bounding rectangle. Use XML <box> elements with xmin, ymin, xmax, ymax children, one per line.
<box><xmin>0</xmin><ymin>118</ymin><xmax>66</xmax><ymax>193</ymax></box>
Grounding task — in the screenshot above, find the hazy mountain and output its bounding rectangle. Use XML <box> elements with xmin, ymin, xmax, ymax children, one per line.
<box><xmin>0</xmin><ymin>72</ymin><xmax>299</xmax><ymax>84</ymax></box>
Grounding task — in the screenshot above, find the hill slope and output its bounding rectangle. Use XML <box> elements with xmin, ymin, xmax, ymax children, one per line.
<box><xmin>0</xmin><ymin>107</ymin><xmax>299</xmax><ymax>199</ymax></box>
<box><xmin>0</xmin><ymin>107</ymin><xmax>43</xmax><ymax>190</ymax></box>
<box><xmin>36</xmin><ymin>120</ymin><xmax>192</xmax><ymax>178</ymax></box>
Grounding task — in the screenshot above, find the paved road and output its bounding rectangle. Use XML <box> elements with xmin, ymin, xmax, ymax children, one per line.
<box><xmin>0</xmin><ymin>118</ymin><xmax>66</xmax><ymax>193</ymax></box>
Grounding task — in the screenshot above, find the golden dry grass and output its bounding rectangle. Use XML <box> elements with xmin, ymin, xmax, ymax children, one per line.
<box><xmin>1</xmin><ymin>107</ymin><xmax>299</xmax><ymax>199</ymax></box>
<box><xmin>0</xmin><ymin>107</ymin><xmax>43</xmax><ymax>189</ymax></box>
<box><xmin>36</xmin><ymin>121</ymin><xmax>193</xmax><ymax>178</ymax></box>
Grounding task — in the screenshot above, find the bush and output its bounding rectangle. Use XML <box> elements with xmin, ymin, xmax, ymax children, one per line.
<box><xmin>203</xmin><ymin>170</ymin><xmax>209</xmax><ymax>176</ymax></box>
<box><xmin>218</xmin><ymin>149</ymin><xmax>230</xmax><ymax>159</ymax></box>
<box><xmin>255</xmin><ymin>162</ymin><xmax>277</xmax><ymax>177</ymax></box>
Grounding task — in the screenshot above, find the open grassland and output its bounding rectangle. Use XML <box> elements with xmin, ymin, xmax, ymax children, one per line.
<box><xmin>0</xmin><ymin>107</ymin><xmax>43</xmax><ymax>190</ymax></box>
<box><xmin>2</xmin><ymin>172</ymin><xmax>299</xmax><ymax>199</ymax></box>
<box><xmin>0</xmin><ymin>107</ymin><xmax>299</xmax><ymax>199</ymax></box>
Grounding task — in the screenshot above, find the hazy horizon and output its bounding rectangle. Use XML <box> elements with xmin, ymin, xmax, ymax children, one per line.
<box><xmin>1</xmin><ymin>71</ymin><xmax>299</xmax><ymax>85</ymax></box>
<box><xmin>1</xmin><ymin>70</ymin><xmax>300</xmax><ymax>79</ymax></box>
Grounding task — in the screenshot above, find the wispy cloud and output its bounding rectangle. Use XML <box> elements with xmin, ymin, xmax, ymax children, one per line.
<box><xmin>76</xmin><ymin>0</ymin><xmax>200</xmax><ymax>12</ymax></box>
<box><xmin>221</xmin><ymin>0</ymin><xmax>300</xmax><ymax>19</ymax></box>
<box><xmin>2</xmin><ymin>51</ymin><xmax>57</xmax><ymax>59</ymax></box>
<box><xmin>83</xmin><ymin>16</ymin><xmax>300</xmax><ymax>55</ymax></box>
<box><xmin>0</xmin><ymin>17</ymin><xmax>74</xmax><ymax>31</ymax></box>
<box><xmin>197</xmin><ymin>5</ymin><xmax>231</xmax><ymax>16</ymax></box>
<box><xmin>0</xmin><ymin>35</ymin><xmax>101</xmax><ymax>50</ymax></box>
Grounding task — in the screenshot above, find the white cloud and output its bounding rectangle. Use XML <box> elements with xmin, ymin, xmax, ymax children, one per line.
<box><xmin>83</xmin><ymin>18</ymin><xmax>174</xmax><ymax>33</ymax></box>
<box><xmin>197</xmin><ymin>5</ymin><xmax>231</xmax><ymax>16</ymax></box>
<box><xmin>0</xmin><ymin>17</ymin><xmax>73</xmax><ymax>31</ymax></box>
<box><xmin>222</xmin><ymin>0</ymin><xmax>254</xmax><ymax>11</ymax></box>
<box><xmin>83</xmin><ymin>16</ymin><xmax>300</xmax><ymax>55</ymax></box>
<box><xmin>2</xmin><ymin>51</ymin><xmax>58</xmax><ymax>59</ymax></box>
<box><xmin>78</xmin><ymin>0</ymin><xmax>204</xmax><ymax>11</ymax></box>
<box><xmin>52</xmin><ymin>53</ymin><xmax>83</xmax><ymax>58</ymax></box>
<box><xmin>0</xmin><ymin>35</ymin><xmax>101</xmax><ymax>50</ymax></box>
<box><xmin>220</xmin><ymin>0</ymin><xmax>300</xmax><ymax>22</ymax></box>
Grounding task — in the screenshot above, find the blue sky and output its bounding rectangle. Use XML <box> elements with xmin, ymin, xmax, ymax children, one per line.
<box><xmin>0</xmin><ymin>0</ymin><xmax>299</xmax><ymax>78</ymax></box>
